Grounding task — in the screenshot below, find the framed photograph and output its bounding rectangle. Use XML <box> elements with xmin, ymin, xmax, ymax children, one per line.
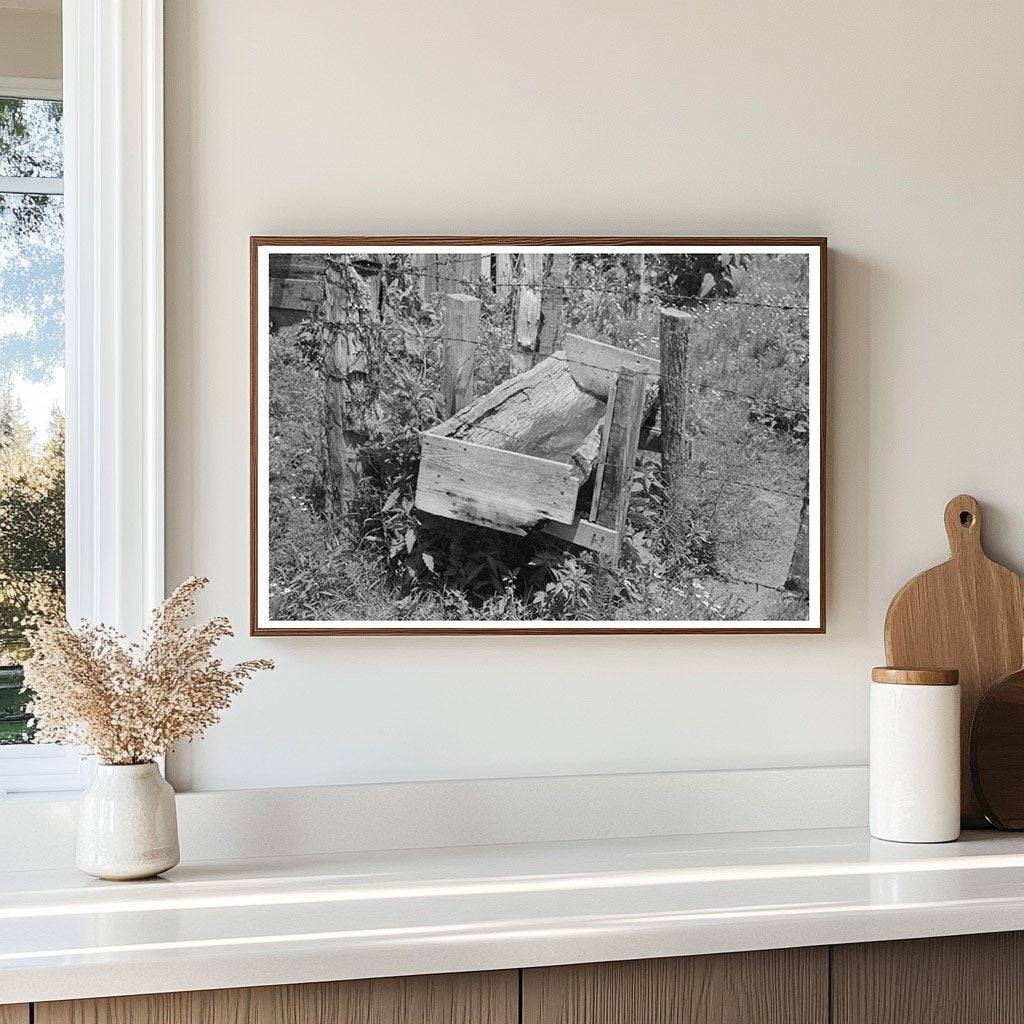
<box><xmin>251</xmin><ymin>237</ymin><xmax>826</xmax><ymax>635</ymax></box>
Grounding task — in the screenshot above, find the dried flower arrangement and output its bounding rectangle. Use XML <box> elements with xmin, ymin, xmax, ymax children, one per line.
<box><xmin>23</xmin><ymin>577</ymin><xmax>273</xmax><ymax>765</ymax></box>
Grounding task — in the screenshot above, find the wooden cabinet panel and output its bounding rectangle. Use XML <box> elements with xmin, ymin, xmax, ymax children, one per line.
<box><xmin>832</xmin><ymin>932</ymin><xmax>1024</xmax><ymax>1024</ymax></box>
<box><xmin>522</xmin><ymin>948</ymin><xmax>828</xmax><ymax>1024</ymax></box>
<box><xmin>35</xmin><ymin>970</ymin><xmax>517</xmax><ymax>1024</ymax></box>
<box><xmin>0</xmin><ymin>1006</ymin><xmax>29</xmax><ymax>1024</ymax></box>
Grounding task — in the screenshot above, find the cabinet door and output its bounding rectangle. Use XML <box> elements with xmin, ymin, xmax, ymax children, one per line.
<box><xmin>35</xmin><ymin>971</ymin><xmax>517</xmax><ymax>1024</ymax></box>
<box><xmin>523</xmin><ymin>948</ymin><xmax>828</xmax><ymax>1024</ymax></box>
<box><xmin>0</xmin><ymin>1006</ymin><xmax>29</xmax><ymax>1024</ymax></box>
<box><xmin>832</xmin><ymin>932</ymin><xmax>1024</xmax><ymax>1024</ymax></box>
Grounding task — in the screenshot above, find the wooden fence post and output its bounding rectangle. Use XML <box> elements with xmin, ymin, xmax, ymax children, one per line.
<box><xmin>659</xmin><ymin>306</ymin><xmax>696</xmax><ymax>541</ymax></box>
<box><xmin>436</xmin><ymin>254</ymin><xmax>479</xmax><ymax>296</ymax></box>
<box><xmin>410</xmin><ymin>253</ymin><xmax>426</xmax><ymax>302</ymax></box>
<box><xmin>537</xmin><ymin>253</ymin><xmax>568</xmax><ymax>360</ymax></box>
<box><xmin>785</xmin><ymin>483</ymin><xmax>810</xmax><ymax>594</ymax></box>
<box><xmin>480</xmin><ymin>254</ymin><xmax>494</xmax><ymax>293</ymax></box>
<box><xmin>593</xmin><ymin>366</ymin><xmax>646</xmax><ymax>566</ymax></box>
<box><xmin>422</xmin><ymin>253</ymin><xmax>438</xmax><ymax>297</ymax></box>
<box><xmin>636</xmin><ymin>253</ymin><xmax>658</xmax><ymax>342</ymax></box>
<box><xmin>495</xmin><ymin>253</ymin><xmax>515</xmax><ymax>303</ymax></box>
<box><xmin>322</xmin><ymin>256</ymin><xmax>382</xmax><ymax>524</ymax></box>
<box><xmin>442</xmin><ymin>293</ymin><xmax>481</xmax><ymax>416</ymax></box>
<box><xmin>511</xmin><ymin>253</ymin><xmax>543</xmax><ymax>374</ymax></box>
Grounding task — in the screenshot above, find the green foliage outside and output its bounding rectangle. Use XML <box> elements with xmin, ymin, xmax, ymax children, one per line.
<box><xmin>0</xmin><ymin>398</ymin><xmax>65</xmax><ymax>742</ymax></box>
<box><xmin>268</xmin><ymin>252</ymin><xmax>811</xmax><ymax>623</ymax></box>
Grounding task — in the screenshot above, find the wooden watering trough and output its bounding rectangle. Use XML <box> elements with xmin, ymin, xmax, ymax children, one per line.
<box><xmin>414</xmin><ymin>334</ymin><xmax>660</xmax><ymax>562</ymax></box>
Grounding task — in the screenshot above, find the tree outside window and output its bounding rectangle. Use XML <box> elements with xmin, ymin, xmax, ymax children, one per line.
<box><xmin>0</xmin><ymin>94</ymin><xmax>65</xmax><ymax>744</ymax></box>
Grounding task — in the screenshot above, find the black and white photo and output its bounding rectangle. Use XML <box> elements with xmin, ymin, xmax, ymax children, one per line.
<box><xmin>251</xmin><ymin>239</ymin><xmax>825</xmax><ymax>633</ymax></box>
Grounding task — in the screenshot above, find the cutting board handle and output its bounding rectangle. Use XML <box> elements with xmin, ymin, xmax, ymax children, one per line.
<box><xmin>944</xmin><ymin>494</ymin><xmax>983</xmax><ymax>558</ymax></box>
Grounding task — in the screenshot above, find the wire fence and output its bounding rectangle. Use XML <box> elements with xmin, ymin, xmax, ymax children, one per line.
<box><xmin>376</xmin><ymin>259</ymin><xmax>811</xmax><ymax>312</ymax></box>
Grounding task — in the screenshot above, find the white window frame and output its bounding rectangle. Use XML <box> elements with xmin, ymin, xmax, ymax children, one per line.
<box><xmin>0</xmin><ymin>0</ymin><xmax>164</xmax><ymax>799</ymax></box>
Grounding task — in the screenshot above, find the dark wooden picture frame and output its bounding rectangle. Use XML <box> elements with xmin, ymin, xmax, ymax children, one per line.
<box><xmin>251</xmin><ymin>236</ymin><xmax>827</xmax><ymax>635</ymax></box>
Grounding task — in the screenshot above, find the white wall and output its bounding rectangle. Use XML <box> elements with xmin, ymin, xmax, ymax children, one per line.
<box><xmin>164</xmin><ymin>0</ymin><xmax>1024</xmax><ymax>792</ymax></box>
<box><xmin>0</xmin><ymin>4</ymin><xmax>61</xmax><ymax>80</ymax></box>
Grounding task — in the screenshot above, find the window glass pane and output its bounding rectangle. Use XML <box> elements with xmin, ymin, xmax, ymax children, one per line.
<box><xmin>0</xmin><ymin>187</ymin><xmax>64</xmax><ymax>744</ymax></box>
<box><xmin>0</xmin><ymin>98</ymin><xmax>63</xmax><ymax>179</ymax></box>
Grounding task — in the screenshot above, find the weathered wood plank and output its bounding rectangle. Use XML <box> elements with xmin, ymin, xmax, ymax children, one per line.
<box><xmin>410</xmin><ymin>252</ymin><xmax>427</xmax><ymax>301</ymax></box>
<box><xmin>269</xmin><ymin>277</ymin><xmax>323</xmax><ymax>312</ymax></box>
<box><xmin>322</xmin><ymin>256</ymin><xmax>382</xmax><ymax>519</ymax></box>
<box><xmin>786</xmin><ymin>483</ymin><xmax>811</xmax><ymax>592</ymax></box>
<box><xmin>435</xmin><ymin>353</ymin><xmax>606</xmax><ymax>469</ymax></box>
<box><xmin>594</xmin><ymin>366</ymin><xmax>646</xmax><ymax>565</ymax></box>
<box><xmin>268</xmin><ymin>252</ymin><xmax>325</xmax><ymax>279</ymax></box>
<box><xmin>495</xmin><ymin>253</ymin><xmax>515</xmax><ymax>302</ymax></box>
<box><xmin>537</xmin><ymin>254</ymin><xmax>568</xmax><ymax>359</ymax></box>
<box><xmin>423</xmin><ymin>252</ymin><xmax>438</xmax><ymax>295</ymax></box>
<box><xmin>416</xmin><ymin>434</ymin><xmax>579</xmax><ymax>534</ymax></box>
<box><xmin>588</xmin><ymin>378</ymin><xmax>616</xmax><ymax>522</ymax></box>
<box><xmin>435</xmin><ymin>254</ymin><xmax>479</xmax><ymax>295</ymax></box>
<box><xmin>512</xmin><ymin>254</ymin><xmax>544</xmax><ymax>373</ymax></box>
<box><xmin>565</xmin><ymin>333</ymin><xmax>660</xmax><ymax>399</ymax></box>
<box><xmin>0</xmin><ymin>1005</ymin><xmax>28</xmax><ymax>1024</ymax></box>
<box><xmin>539</xmin><ymin>517</ymin><xmax>618</xmax><ymax>555</ymax></box>
<box><xmin>433</xmin><ymin>354</ymin><xmax>565</xmax><ymax>439</ymax></box>
<box><xmin>442</xmin><ymin>293</ymin><xmax>481</xmax><ymax>416</ymax></box>
<box><xmin>480</xmin><ymin>254</ymin><xmax>494</xmax><ymax>292</ymax></box>
<box><xmin>569</xmin><ymin>422</ymin><xmax>605</xmax><ymax>484</ymax></box>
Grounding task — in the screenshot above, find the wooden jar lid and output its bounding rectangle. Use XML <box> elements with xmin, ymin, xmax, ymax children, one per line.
<box><xmin>871</xmin><ymin>667</ymin><xmax>959</xmax><ymax>686</ymax></box>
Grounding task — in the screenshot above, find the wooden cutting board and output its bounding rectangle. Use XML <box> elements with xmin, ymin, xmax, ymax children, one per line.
<box><xmin>884</xmin><ymin>494</ymin><xmax>1024</xmax><ymax>826</ymax></box>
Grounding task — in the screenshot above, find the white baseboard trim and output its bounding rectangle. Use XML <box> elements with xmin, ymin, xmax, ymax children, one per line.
<box><xmin>0</xmin><ymin>765</ymin><xmax>868</xmax><ymax>872</ymax></box>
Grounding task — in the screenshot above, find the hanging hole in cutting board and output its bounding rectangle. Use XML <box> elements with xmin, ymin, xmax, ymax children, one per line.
<box><xmin>960</xmin><ymin>511</ymin><xmax>974</xmax><ymax>527</ymax></box>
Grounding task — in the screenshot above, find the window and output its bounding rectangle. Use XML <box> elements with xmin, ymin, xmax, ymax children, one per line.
<box><xmin>0</xmin><ymin>4</ymin><xmax>166</xmax><ymax>798</ymax></box>
<box><xmin>0</xmin><ymin>79</ymin><xmax>85</xmax><ymax>797</ymax></box>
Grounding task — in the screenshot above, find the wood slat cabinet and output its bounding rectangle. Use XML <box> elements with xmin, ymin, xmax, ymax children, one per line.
<box><xmin>17</xmin><ymin>932</ymin><xmax>1024</xmax><ymax>1024</ymax></box>
<box><xmin>33</xmin><ymin>971</ymin><xmax>517</xmax><ymax>1024</ymax></box>
<box><xmin>522</xmin><ymin>948</ymin><xmax>828</xmax><ymax>1024</ymax></box>
<box><xmin>832</xmin><ymin>932</ymin><xmax>1024</xmax><ymax>1024</ymax></box>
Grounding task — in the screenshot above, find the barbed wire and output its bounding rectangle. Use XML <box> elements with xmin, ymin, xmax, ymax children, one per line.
<box><xmin>652</xmin><ymin>468</ymin><xmax>807</xmax><ymax>502</ymax></box>
<box><xmin>273</xmin><ymin>259</ymin><xmax>812</xmax><ymax>313</ymax></box>
<box><xmin>415</xmin><ymin>330</ymin><xmax>811</xmax><ymax>417</ymax></box>
<box><xmin>415</xmin><ymin>274</ymin><xmax>810</xmax><ymax>312</ymax></box>
<box><xmin>380</xmin><ymin>263</ymin><xmax>812</xmax><ymax>312</ymax></box>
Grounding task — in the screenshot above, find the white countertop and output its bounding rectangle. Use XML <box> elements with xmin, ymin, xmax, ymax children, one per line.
<box><xmin>4</xmin><ymin>826</ymin><xmax>1024</xmax><ymax>1004</ymax></box>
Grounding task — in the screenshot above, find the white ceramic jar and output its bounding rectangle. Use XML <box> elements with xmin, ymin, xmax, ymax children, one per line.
<box><xmin>869</xmin><ymin>667</ymin><xmax>960</xmax><ymax>843</ymax></box>
<box><xmin>76</xmin><ymin>762</ymin><xmax>180</xmax><ymax>880</ymax></box>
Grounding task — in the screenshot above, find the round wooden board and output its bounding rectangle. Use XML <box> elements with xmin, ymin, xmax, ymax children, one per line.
<box><xmin>971</xmin><ymin>664</ymin><xmax>1024</xmax><ymax>829</ymax></box>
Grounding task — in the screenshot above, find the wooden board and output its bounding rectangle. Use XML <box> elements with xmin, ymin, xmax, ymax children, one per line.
<box><xmin>884</xmin><ymin>494</ymin><xmax>1024</xmax><ymax>825</ymax></box>
<box><xmin>539</xmin><ymin>517</ymin><xmax>618</xmax><ymax>555</ymax></box>
<box><xmin>593</xmin><ymin>366</ymin><xmax>646</xmax><ymax>565</ymax></box>
<box><xmin>970</xmin><ymin>656</ymin><xmax>1024</xmax><ymax>827</ymax></box>
<box><xmin>36</xmin><ymin>972</ymin><xmax>517</xmax><ymax>1024</ymax></box>
<box><xmin>433</xmin><ymin>352</ymin><xmax>606</xmax><ymax>472</ymax></box>
<box><xmin>564</xmin><ymin>333</ymin><xmax>660</xmax><ymax>399</ymax></box>
<box><xmin>832</xmin><ymin>933</ymin><xmax>1024</xmax><ymax>1023</ymax></box>
<box><xmin>0</xmin><ymin>1006</ymin><xmax>28</xmax><ymax>1024</ymax></box>
<box><xmin>522</xmin><ymin>948</ymin><xmax>827</xmax><ymax>1024</ymax></box>
<box><xmin>416</xmin><ymin>433</ymin><xmax>578</xmax><ymax>534</ymax></box>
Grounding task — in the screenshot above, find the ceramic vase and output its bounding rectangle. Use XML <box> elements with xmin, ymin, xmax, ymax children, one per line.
<box><xmin>76</xmin><ymin>762</ymin><xmax>180</xmax><ymax>880</ymax></box>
